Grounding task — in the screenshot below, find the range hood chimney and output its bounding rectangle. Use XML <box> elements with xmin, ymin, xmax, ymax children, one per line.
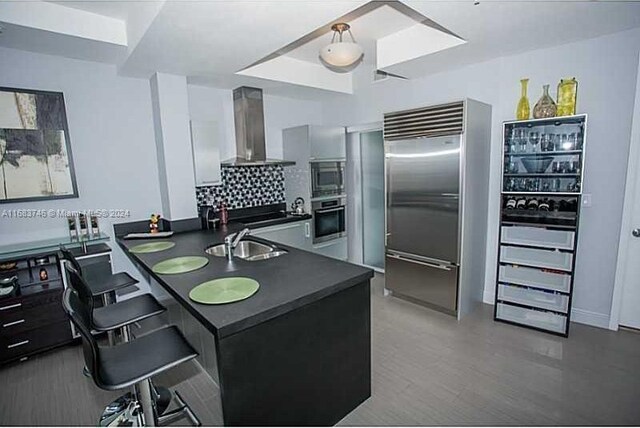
<box><xmin>222</xmin><ymin>86</ymin><xmax>294</xmax><ymax>166</ymax></box>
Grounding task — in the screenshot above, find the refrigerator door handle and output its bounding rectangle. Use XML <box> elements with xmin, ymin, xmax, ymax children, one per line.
<box><xmin>386</xmin><ymin>253</ymin><xmax>452</xmax><ymax>271</ymax></box>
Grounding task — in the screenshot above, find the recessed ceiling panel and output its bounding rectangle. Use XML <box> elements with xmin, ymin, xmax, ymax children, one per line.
<box><xmin>238</xmin><ymin>1</ymin><xmax>465</xmax><ymax>93</ymax></box>
<box><xmin>377</xmin><ymin>24</ymin><xmax>466</xmax><ymax>70</ymax></box>
<box><xmin>237</xmin><ymin>56</ymin><xmax>353</xmax><ymax>94</ymax></box>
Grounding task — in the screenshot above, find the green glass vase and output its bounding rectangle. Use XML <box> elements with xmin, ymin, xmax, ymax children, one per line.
<box><xmin>516</xmin><ymin>78</ymin><xmax>530</xmax><ymax>120</ymax></box>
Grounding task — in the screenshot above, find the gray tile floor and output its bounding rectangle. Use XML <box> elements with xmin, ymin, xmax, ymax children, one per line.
<box><xmin>1</xmin><ymin>273</ymin><xmax>639</xmax><ymax>426</ymax></box>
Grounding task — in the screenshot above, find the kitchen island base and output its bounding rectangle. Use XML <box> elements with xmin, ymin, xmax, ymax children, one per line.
<box><xmin>162</xmin><ymin>279</ymin><xmax>371</xmax><ymax>426</ymax></box>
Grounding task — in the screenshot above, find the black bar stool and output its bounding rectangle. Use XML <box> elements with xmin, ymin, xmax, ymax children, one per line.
<box><xmin>64</xmin><ymin>264</ymin><xmax>180</xmax><ymax>425</ymax></box>
<box><xmin>62</xmin><ymin>287</ymin><xmax>201</xmax><ymax>427</ymax></box>
<box><xmin>64</xmin><ymin>263</ymin><xmax>165</xmax><ymax>340</ymax></box>
<box><xmin>60</xmin><ymin>245</ymin><xmax>139</xmax><ymax>298</ymax></box>
<box><xmin>60</xmin><ymin>246</ymin><xmax>139</xmax><ymax>345</ymax></box>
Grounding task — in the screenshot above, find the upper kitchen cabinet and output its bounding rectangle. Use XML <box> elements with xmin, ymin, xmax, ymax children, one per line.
<box><xmin>283</xmin><ymin>125</ymin><xmax>346</xmax><ymax>162</ymax></box>
<box><xmin>190</xmin><ymin>120</ymin><xmax>222</xmax><ymax>186</ymax></box>
<box><xmin>309</xmin><ymin>126</ymin><xmax>346</xmax><ymax>160</ymax></box>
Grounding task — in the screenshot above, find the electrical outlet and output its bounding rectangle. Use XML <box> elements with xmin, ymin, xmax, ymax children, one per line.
<box><xmin>582</xmin><ymin>194</ymin><xmax>592</xmax><ymax>207</ymax></box>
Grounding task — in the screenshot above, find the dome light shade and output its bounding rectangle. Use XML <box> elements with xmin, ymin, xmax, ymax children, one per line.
<box><xmin>320</xmin><ymin>42</ymin><xmax>363</xmax><ymax>67</ymax></box>
<box><xmin>319</xmin><ymin>23</ymin><xmax>364</xmax><ymax>72</ymax></box>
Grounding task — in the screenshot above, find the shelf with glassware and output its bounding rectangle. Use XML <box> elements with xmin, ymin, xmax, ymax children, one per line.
<box><xmin>495</xmin><ymin>114</ymin><xmax>586</xmax><ymax>337</ymax></box>
<box><xmin>502</xmin><ymin>114</ymin><xmax>586</xmax><ymax>195</ymax></box>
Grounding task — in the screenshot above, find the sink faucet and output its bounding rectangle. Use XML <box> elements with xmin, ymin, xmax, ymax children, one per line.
<box><xmin>224</xmin><ymin>228</ymin><xmax>251</xmax><ymax>260</ymax></box>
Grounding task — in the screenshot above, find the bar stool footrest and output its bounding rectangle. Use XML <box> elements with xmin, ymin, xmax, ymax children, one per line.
<box><xmin>156</xmin><ymin>390</ymin><xmax>201</xmax><ymax>427</ymax></box>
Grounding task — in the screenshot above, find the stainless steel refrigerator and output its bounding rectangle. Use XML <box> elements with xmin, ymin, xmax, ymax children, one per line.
<box><xmin>384</xmin><ymin>100</ymin><xmax>492</xmax><ymax>319</ymax></box>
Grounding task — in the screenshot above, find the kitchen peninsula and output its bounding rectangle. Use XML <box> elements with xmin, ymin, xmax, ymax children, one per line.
<box><xmin>116</xmin><ymin>220</ymin><xmax>373</xmax><ymax>426</ymax></box>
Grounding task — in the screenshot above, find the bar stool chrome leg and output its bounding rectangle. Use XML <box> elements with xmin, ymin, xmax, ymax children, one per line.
<box><xmin>102</xmin><ymin>292</ymin><xmax>118</xmax><ymax>345</ymax></box>
<box><xmin>137</xmin><ymin>379</ymin><xmax>157</xmax><ymax>427</ymax></box>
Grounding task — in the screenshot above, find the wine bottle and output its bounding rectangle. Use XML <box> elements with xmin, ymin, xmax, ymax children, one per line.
<box><xmin>539</xmin><ymin>198</ymin><xmax>550</xmax><ymax>211</ymax></box>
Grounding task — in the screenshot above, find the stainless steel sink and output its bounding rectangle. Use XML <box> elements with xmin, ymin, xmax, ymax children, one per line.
<box><xmin>205</xmin><ymin>240</ymin><xmax>287</xmax><ymax>261</ymax></box>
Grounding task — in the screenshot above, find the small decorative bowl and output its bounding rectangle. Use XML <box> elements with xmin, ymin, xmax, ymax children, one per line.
<box><xmin>521</xmin><ymin>157</ymin><xmax>553</xmax><ymax>174</ymax></box>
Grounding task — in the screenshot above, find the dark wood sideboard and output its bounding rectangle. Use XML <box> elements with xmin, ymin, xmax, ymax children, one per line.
<box><xmin>0</xmin><ymin>239</ymin><xmax>115</xmax><ymax>365</ymax></box>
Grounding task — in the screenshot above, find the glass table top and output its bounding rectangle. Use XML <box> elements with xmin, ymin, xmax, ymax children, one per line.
<box><xmin>0</xmin><ymin>232</ymin><xmax>110</xmax><ymax>260</ymax></box>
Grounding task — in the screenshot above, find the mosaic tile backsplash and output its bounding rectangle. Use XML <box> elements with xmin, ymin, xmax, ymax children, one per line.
<box><xmin>196</xmin><ymin>165</ymin><xmax>286</xmax><ymax>209</ymax></box>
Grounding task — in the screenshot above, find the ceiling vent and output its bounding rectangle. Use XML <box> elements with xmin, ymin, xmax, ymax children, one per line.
<box><xmin>374</xmin><ymin>69</ymin><xmax>407</xmax><ymax>83</ymax></box>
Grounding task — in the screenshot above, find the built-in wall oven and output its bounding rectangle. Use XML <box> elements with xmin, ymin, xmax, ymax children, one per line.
<box><xmin>310</xmin><ymin>160</ymin><xmax>345</xmax><ymax>198</ymax></box>
<box><xmin>312</xmin><ymin>196</ymin><xmax>346</xmax><ymax>244</ymax></box>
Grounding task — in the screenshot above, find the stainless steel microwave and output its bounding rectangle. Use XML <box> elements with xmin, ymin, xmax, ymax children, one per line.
<box><xmin>310</xmin><ymin>160</ymin><xmax>345</xmax><ymax>199</ymax></box>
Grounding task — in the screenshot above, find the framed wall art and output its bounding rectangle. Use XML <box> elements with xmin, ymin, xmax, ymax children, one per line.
<box><xmin>0</xmin><ymin>87</ymin><xmax>78</xmax><ymax>203</ymax></box>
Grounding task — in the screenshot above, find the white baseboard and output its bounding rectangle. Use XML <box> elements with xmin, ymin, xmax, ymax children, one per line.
<box><xmin>571</xmin><ymin>308</ymin><xmax>611</xmax><ymax>330</ymax></box>
<box><xmin>483</xmin><ymin>290</ymin><xmax>495</xmax><ymax>305</ymax></box>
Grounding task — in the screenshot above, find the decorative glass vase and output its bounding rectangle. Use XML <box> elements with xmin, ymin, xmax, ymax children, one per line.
<box><xmin>557</xmin><ymin>78</ymin><xmax>578</xmax><ymax>116</ymax></box>
<box><xmin>516</xmin><ymin>78</ymin><xmax>530</xmax><ymax>120</ymax></box>
<box><xmin>533</xmin><ymin>84</ymin><xmax>557</xmax><ymax>119</ymax></box>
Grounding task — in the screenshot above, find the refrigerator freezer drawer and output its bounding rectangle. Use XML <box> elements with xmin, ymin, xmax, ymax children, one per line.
<box><xmin>500</xmin><ymin>245</ymin><xmax>573</xmax><ymax>271</ymax></box>
<box><xmin>385</xmin><ymin>254</ymin><xmax>458</xmax><ymax>315</ymax></box>
<box><xmin>497</xmin><ymin>283</ymin><xmax>569</xmax><ymax>313</ymax></box>
<box><xmin>496</xmin><ymin>302</ymin><xmax>567</xmax><ymax>334</ymax></box>
<box><xmin>498</xmin><ymin>264</ymin><xmax>571</xmax><ymax>293</ymax></box>
<box><xmin>501</xmin><ymin>226</ymin><xmax>575</xmax><ymax>250</ymax></box>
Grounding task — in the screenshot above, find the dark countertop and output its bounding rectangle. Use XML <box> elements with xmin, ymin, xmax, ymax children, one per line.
<box><xmin>117</xmin><ymin>223</ymin><xmax>372</xmax><ymax>339</ymax></box>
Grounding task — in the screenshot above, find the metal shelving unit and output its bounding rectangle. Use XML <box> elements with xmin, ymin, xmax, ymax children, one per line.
<box><xmin>494</xmin><ymin>114</ymin><xmax>587</xmax><ymax>336</ymax></box>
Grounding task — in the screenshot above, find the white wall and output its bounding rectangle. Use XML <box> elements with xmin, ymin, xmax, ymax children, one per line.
<box><xmin>150</xmin><ymin>72</ymin><xmax>197</xmax><ymax>220</ymax></box>
<box><xmin>321</xmin><ymin>28</ymin><xmax>640</xmax><ymax>328</ymax></box>
<box><xmin>0</xmin><ymin>47</ymin><xmax>162</xmax><ymax>290</ymax></box>
<box><xmin>187</xmin><ymin>84</ymin><xmax>323</xmax><ymax>162</ymax></box>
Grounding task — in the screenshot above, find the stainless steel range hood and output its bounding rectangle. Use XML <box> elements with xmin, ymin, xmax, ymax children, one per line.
<box><xmin>222</xmin><ymin>86</ymin><xmax>295</xmax><ymax>166</ymax></box>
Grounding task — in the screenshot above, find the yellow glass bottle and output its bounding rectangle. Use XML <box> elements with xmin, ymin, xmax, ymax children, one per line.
<box><xmin>516</xmin><ymin>78</ymin><xmax>530</xmax><ymax>120</ymax></box>
<box><xmin>557</xmin><ymin>78</ymin><xmax>578</xmax><ymax>116</ymax></box>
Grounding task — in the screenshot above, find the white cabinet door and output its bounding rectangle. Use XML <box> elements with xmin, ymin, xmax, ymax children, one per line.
<box><xmin>312</xmin><ymin>238</ymin><xmax>348</xmax><ymax>260</ymax></box>
<box><xmin>309</xmin><ymin>126</ymin><xmax>346</xmax><ymax>160</ymax></box>
<box><xmin>190</xmin><ymin>120</ymin><xmax>221</xmax><ymax>186</ymax></box>
<box><xmin>252</xmin><ymin>220</ymin><xmax>311</xmax><ymax>250</ymax></box>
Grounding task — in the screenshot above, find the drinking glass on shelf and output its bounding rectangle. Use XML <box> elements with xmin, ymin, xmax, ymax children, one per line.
<box><xmin>561</xmin><ymin>133</ymin><xmax>574</xmax><ymax>150</ymax></box>
<box><xmin>540</xmin><ymin>133</ymin><xmax>551</xmax><ymax>152</ymax></box>
<box><xmin>505</xmin><ymin>178</ymin><xmax>516</xmax><ymax>191</ymax></box>
<box><xmin>551</xmin><ymin>178</ymin><xmax>561</xmax><ymax>192</ymax></box>
<box><xmin>570</xmin><ymin>160</ymin><xmax>580</xmax><ymax>174</ymax></box>
<box><xmin>577</xmin><ymin>131</ymin><xmax>584</xmax><ymax>150</ymax></box>
<box><xmin>529</xmin><ymin>131</ymin><xmax>540</xmax><ymax>152</ymax></box>
<box><xmin>509</xmin><ymin>128</ymin><xmax>518</xmax><ymax>143</ymax></box>
<box><xmin>552</xmin><ymin>161</ymin><xmax>560</xmax><ymax>173</ymax></box>
<box><xmin>518</xmin><ymin>129</ymin><xmax>527</xmax><ymax>153</ymax></box>
<box><xmin>509</xmin><ymin>128</ymin><xmax>519</xmax><ymax>152</ymax></box>
<box><xmin>542</xmin><ymin>180</ymin><xmax>550</xmax><ymax>191</ymax></box>
<box><xmin>568</xmin><ymin>133</ymin><xmax>578</xmax><ymax>150</ymax></box>
<box><xmin>510</xmin><ymin>161</ymin><xmax>519</xmax><ymax>173</ymax></box>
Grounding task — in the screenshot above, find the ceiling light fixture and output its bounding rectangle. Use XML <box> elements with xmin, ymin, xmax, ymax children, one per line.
<box><xmin>319</xmin><ymin>23</ymin><xmax>364</xmax><ymax>73</ymax></box>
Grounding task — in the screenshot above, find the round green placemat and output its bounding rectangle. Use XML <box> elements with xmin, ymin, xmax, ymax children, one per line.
<box><xmin>130</xmin><ymin>241</ymin><xmax>176</xmax><ymax>254</ymax></box>
<box><xmin>152</xmin><ymin>256</ymin><xmax>209</xmax><ymax>275</ymax></box>
<box><xmin>189</xmin><ymin>277</ymin><xmax>260</xmax><ymax>304</ymax></box>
